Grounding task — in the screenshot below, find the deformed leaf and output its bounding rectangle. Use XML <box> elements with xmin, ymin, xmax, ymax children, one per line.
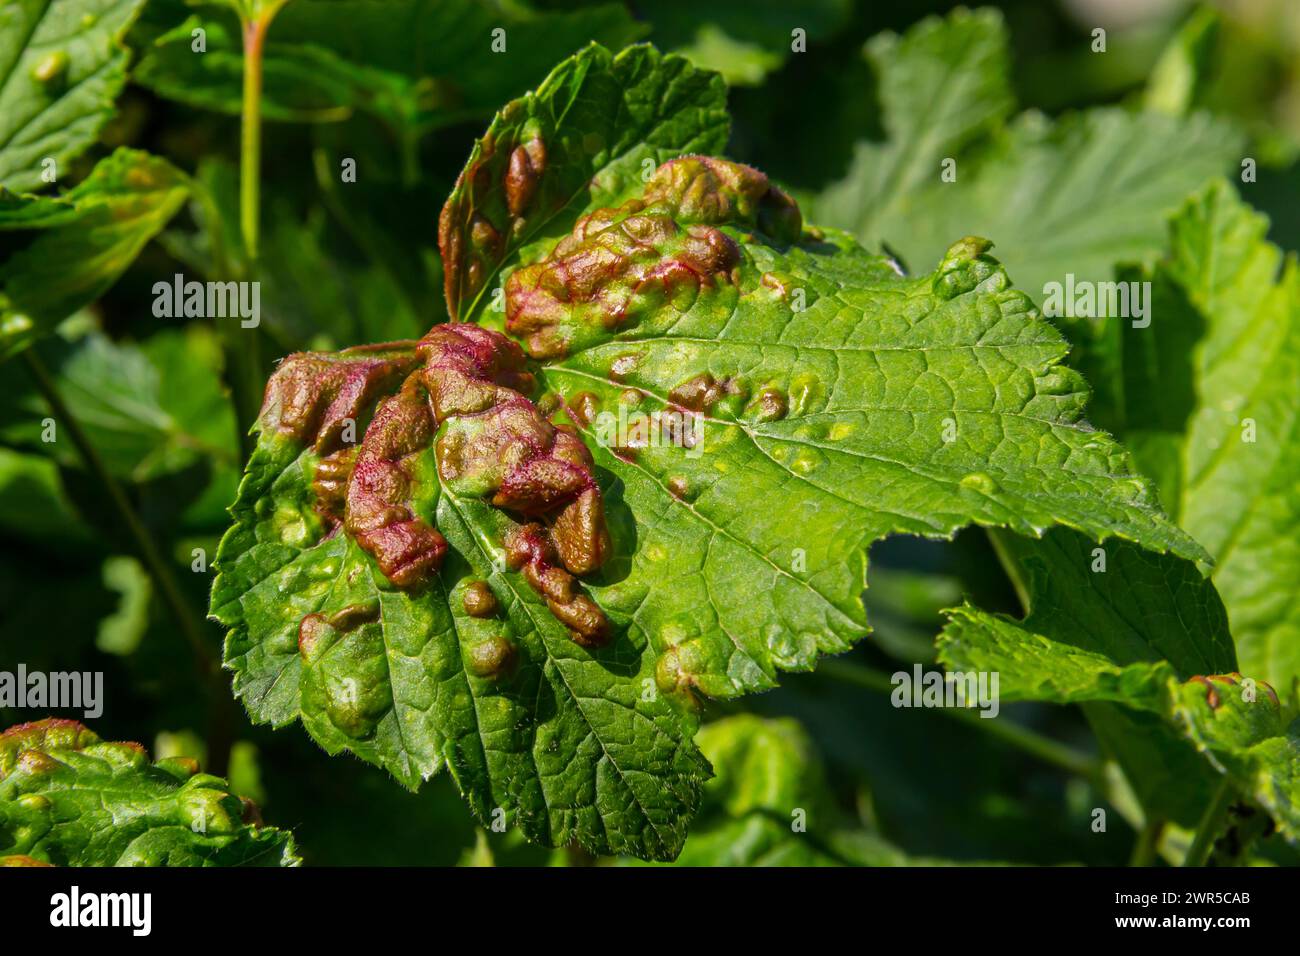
<box><xmin>0</xmin><ymin>718</ymin><xmax>300</xmax><ymax>866</ymax></box>
<box><xmin>438</xmin><ymin>42</ymin><xmax>730</xmax><ymax>320</ymax></box>
<box><xmin>214</xmin><ymin>44</ymin><xmax>1207</xmax><ymax>862</ymax></box>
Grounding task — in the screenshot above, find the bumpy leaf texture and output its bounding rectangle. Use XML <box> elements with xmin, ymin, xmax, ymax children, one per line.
<box><xmin>0</xmin><ymin>719</ymin><xmax>299</xmax><ymax>866</ymax></box>
<box><xmin>214</xmin><ymin>43</ymin><xmax>1205</xmax><ymax>860</ymax></box>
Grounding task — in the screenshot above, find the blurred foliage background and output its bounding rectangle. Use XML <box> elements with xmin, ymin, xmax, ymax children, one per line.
<box><xmin>2</xmin><ymin>0</ymin><xmax>1297</xmax><ymax>865</ymax></box>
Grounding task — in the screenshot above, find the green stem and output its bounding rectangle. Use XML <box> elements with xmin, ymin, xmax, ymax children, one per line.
<box><xmin>239</xmin><ymin>13</ymin><xmax>269</xmax><ymax>264</ymax></box>
<box><xmin>819</xmin><ymin>659</ymin><xmax>1106</xmax><ymax>785</ymax></box>
<box><xmin>987</xmin><ymin>528</ymin><xmax>1030</xmax><ymax>614</ymax></box>
<box><xmin>231</xmin><ymin>4</ymin><xmax>287</xmax><ymax>456</ymax></box>
<box><xmin>23</xmin><ymin>351</ymin><xmax>215</xmax><ymax>675</ymax></box>
<box><xmin>23</xmin><ymin>351</ymin><xmax>234</xmax><ymax>775</ymax></box>
<box><xmin>1129</xmin><ymin>815</ymin><xmax>1165</xmax><ymax>867</ymax></box>
<box><xmin>1184</xmin><ymin>780</ymin><xmax>1234</xmax><ymax>866</ymax></box>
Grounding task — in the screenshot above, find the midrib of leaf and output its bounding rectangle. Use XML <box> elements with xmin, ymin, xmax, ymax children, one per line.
<box><xmin>438</xmin><ymin>480</ymin><xmax>681</xmax><ymax>857</ymax></box>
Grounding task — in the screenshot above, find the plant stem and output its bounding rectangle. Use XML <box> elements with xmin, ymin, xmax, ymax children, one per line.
<box><xmin>1129</xmin><ymin>815</ymin><xmax>1165</xmax><ymax>867</ymax></box>
<box><xmin>987</xmin><ymin>528</ymin><xmax>1031</xmax><ymax>614</ymax></box>
<box><xmin>230</xmin><ymin>3</ymin><xmax>288</xmax><ymax>456</ymax></box>
<box><xmin>239</xmin><ymin>14</ymin><xmax>269</xmax><ymax>264</ymax></box>
<box><xmin>22</xmin><ymin>350</ymin><xmax>234</xmax><ymax>777</ymax></box>
<box><xmin>23</xmin><ymin>350</ymin><xmax>216</xmax><ymax>676</ymax></box>
<box><xmin>819</xmin><ymin>658</ymin><xmax>1106</xmax><ymax>785</ymax></box>
<box><xmin>1184</xmin><ymin>779</ymin><xmax>1234</xmax><ymax>866</ymax></box>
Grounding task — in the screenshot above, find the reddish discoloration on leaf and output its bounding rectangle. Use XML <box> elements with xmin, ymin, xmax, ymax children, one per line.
<box><xmin>269</xmin><ymin>324</ymin><xmax>611</xmax><ymax>642</ymax></box>
<box><xmin>467</xmin><ymin>635</ymin><xmax>517</xmax><ymax>679</ymax></box>
<box><xmin>505</xmin><ymin>137</ymin><xmax>546</xmax><ymax>218</ymax></box>
<box><xmin>1187</xmin><ymin>672</ymin><xmax>1280</xmax><ymax>710</ymax></box>
<box><xmin>669</xmin><ymin>372</ymin><xmax>727</xmax><ymax>412</ymax></box>
<box><xmin>0</xmin><ymin>719</ymin><xmax>100</xmax><ymax>780</ymax></box>
<box><xmin>345</xmin><ymin>377</ymin><xmax>447</xmax><ymax>589</ymax></box>
<box><xmin>299</xmin><ymin>602</ymin><xmax>380</xmax><ymax>659</ymax></box>
<box><xmin>503</xmin><ymin>157</ymin><xmax>802</xmax><ymax>359</ymax></box>
<box><xmin>749</xmin><ymin>386</ymin><xmax>788</xmax><ymax>422</ymax></box>
<box><xmin>642</xmin><ymin>156</ymin><xmax>801</xmax><ymax>241</ymax></box>
<box><xmin>462</xmin><ymin>580</ymin><xmax>498</xmax><ymax>618</ymax></box>
<box><xmin>505</xmin><ymin>522</ymin><xmax>609</xmax><ymax>646</ymax></box>
<box><xmin>259</xmin><ymin>344</ymin><xmax>421</xmax><ymax>454</ymax></box>
<box><xmin>313</xmin><ymin>446</ymin><xmax>357</xmax><ymax>528</ymax></box>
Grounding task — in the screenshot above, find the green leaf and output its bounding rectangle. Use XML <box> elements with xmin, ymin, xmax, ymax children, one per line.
<box><xmin>810</xmin><ymin>8</ymin><xmax>1014</xmax><ymax>255</ymax></box>
<box><xmin>133</xmin><ymin>0</ymin><xmax>646</xmax><ymax>132</ymax></box>
<box><xmin>0</xmin><ymin>148</ymin><xmax>190</xmax><ymax>358</ymax></box>
<box><xmin>215</xmin><ymin>44</ymin><xmax>1205</xmax><ymax>862</ymax></box>
<box><xmin>966</xmin><ymin>530</ymin><xmax>1236</xmax><ymax>683</ymax></box>
<box><xmin>938</xmin><ymin>529</ymin><xmax>1300</xmax><ymax>841</ymax></box>
<box><xmin>439</xmin><ymin>42</ymin><xmax>730</xmax><ymax>321</ymax></box>
<box><xmin>639</xmin><ymin>0</ymin><xmax>852</xmax><ymax>86</ymax></box>
<box><xmin>1144</xmin><ymin>7</ymin><xmax>1221</xmax><ymax>117</ymax></box>
<box><xmin>96</xmin><ymin>554</ymin><xmax>151</xmax><ymax>655</ymax></box>
<box><xmin>1077</xmin><ymin>181</ymin><xmax>1300</xmax><ymax>699</ymax></box>
<box><xmin>212</xmin><ymin>335</ymin><xmax>710</xmax><ymax>859</ymax></box>
<box><xmin>0</xmin><ymin>0</ymin><xmax>148</xmax><ymax>193</ymax></box>
<box><xmin>0</xmin><ymin>719</ymin><xmax>300</xmax><ymax>866</ymax></box>
<box><xmin>812</xmin><ymin>8</ymin><xmax>1244</xmax><ymax>298</ymax></box>
<box><xmin>0</xmin><ymin>446</ymin><xmax>90</xmax><ymax>547</ymax></box>
<box><xmin>526</xmin><ymin>223</ymin><xmax>1207</xmax><ymax>707</ymax></box>
<box><xmin>2</xmin><ymin>325</ymin><xmax>237</xmax><ymax>481</ymax></box>
<box><xmin>639</xmin><ymin>714</ymin><xmax>962</xmax><ymax>866</ymax></box>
